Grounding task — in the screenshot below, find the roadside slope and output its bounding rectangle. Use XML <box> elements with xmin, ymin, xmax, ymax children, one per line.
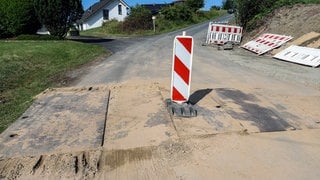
<box><xmin>242</xmin><ymin>4</ymin><xmax>320</xmax><ymax>45</ymax></box>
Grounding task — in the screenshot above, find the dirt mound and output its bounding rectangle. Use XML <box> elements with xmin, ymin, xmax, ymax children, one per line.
<box><xmin>242</xmin><ymin>4</ymin><xmax>320</xmax><ymax>44</ymax></box>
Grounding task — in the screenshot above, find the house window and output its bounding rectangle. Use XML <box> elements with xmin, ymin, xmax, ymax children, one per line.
<box><xmin>118</xmin><ymin>4</ymin><xmax>122</xmax><ymax>15</ymax></box>
<box><xmin>126</xmin><ymin>7</ymin><xmax>130</xmax><ymax>15</ymax></box>
<box><xmin>103</xmin><ymin>9</ymin><xmax>109</xmax><ymax>20</ymax></box>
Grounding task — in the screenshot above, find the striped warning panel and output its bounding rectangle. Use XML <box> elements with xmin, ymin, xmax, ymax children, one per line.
<box><xmin>206</xmin><ymin>23</ymin><xmax>243</xmax><ymax>45</ymax></box>
<box><xmin>171</xmin><ymin>35</ymin><xmax>193</xmax><ymax>103</ymax></box>
<box><xmin>242</xmin><ymin>33</ymin><xmax>293</xmax><ymax>55</ymax></box>
<box><xmin>273</xmin><ymin>45</ymin><xmax>320</xmax><ymax>67</ymax></box>
<box><xmin>212</xmin><ymin>21</ymin><xmax>229</xmax><ymax>24</ymax></box>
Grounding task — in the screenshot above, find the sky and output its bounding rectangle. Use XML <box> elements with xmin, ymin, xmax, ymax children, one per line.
<box><xmin>82</xmin><ymin>0</ymin><xmax>223</xmax><ymax>11</ymax></box>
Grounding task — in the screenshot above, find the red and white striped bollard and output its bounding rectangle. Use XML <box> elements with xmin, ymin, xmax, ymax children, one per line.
<box><xmin>171</xmin><ymin>31</ymin><xmax>193</xmax><ymax>104</ymax></box>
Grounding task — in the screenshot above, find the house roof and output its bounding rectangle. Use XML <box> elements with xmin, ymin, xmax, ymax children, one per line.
<box><xmin>172</xmin><ymin>0</ymin><xmax>186</xmax><ymax>4</ymax></box>
<box><xmin>79</xmin><ymin>0</ymin><xmax>129</xmax><ymax>23</ymax></box>
<box><xmin>141</xmin><ymin>4</ymin><xmax>171</xmax><ymax>15</ymax></box>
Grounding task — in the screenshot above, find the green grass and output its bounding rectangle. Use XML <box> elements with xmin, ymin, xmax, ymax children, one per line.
<box><xmin>80</xmin><ymin>27</ymin><xmax>132</xmax><ymax>37</ymax></box>
<box><xmin>0</xmin><ymin>40</ymin><xmax>108</xmax><ymax>132</ymax></box>
<box><xmin>80</xmin><ymin>23</ymin><xmax>161</xmax><ymax>37</ymax></box>
<box><xmin>81</xmin><ymin>27</ymin><xmax>163</xmax><ymax>37</ymax></box>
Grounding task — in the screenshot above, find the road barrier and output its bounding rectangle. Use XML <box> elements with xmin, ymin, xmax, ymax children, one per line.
<box><xmin>168</xmin><ymin>32</ymin><xmax>197</xmax><ymax>117</ymax></box>
<box><xmin>212</xmin><ymin>21</ymin><xmax>229</xmax><ymax>24</ymax></box>
<box><xmin>273</xmin><ymin>45</ymin><xmax>320</xmax><ymax>67</ymax></box>
<box><xmin>206</xmin><ymin>22</ymin><xmax>243</xmax><ymax>45</ymax></box>
<box><xmin>242</xmin><ymin>33</ymin><xmax>293</xmax><ymax>55</ymax></box>
<box><xmin>171</xmin><ymin>32</ymin><xmax>193</xmax><ymax>103</ymax></box>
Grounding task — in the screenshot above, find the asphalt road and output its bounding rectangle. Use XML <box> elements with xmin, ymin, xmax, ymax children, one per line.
<box><xmin>76</xmin><ymin>13</ymin><xmax>320</xmax><ymax>88</ymax></box>
<box><xmin>76</xmin><ymin>14</ymin><xmax>237</xmax><ymax>85</ymax></box>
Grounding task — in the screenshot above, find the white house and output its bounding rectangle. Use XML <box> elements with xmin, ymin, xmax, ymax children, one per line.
<box><xmin>78</xmin><ymin>0</ymin><xmax>130</xmax><ymax>31</ymax></box>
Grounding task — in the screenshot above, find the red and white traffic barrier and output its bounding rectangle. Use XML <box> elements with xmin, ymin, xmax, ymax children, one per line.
<box><xmin>206</xmin><ymin>22</ymin><xmax>243</xmax><ymax>45</ymax></box>
<box><xmin>171</xmin><ymin>32</ymin><xmax>193</xmax><ymax>104</ymax></box>
<box><xmin>242</xmin><ymin>33</ymin><xmax>293</xmax><ymax>55</ymax></box>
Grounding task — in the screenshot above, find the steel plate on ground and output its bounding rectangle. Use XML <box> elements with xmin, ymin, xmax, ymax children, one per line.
<box><xmin>160</xmin><ymin>86</ymin><xmax>320</xmax><ymax>137</ymax></box>
<box><xmin>0</xmin><ymin>87</ymin><xmax>110</xmax><ymax>158</ymax></box>
<box><xmin>103</xmin><ymin>82</ymin><xmax>176</xmax><ymax>150</ymax></box>
<box><xmin>273</xmin><ymin>45</ymin><xmax>320</xmax><ymax>67</ymax></box>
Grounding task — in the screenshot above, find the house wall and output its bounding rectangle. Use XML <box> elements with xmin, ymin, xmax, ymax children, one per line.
<box><xmin>82</xmin><ymin>0</ymin><xmax>129</xmax><ymax>31</ymax></box>
<box><xmin>108</xmin><ymin>0</ymin><xmax>128</xmax><ymax>21</ymax></box>
<box><xmin>83</xmin><ymin>11</ymin><xmax>104</xmax><ymax>30</ymax></box>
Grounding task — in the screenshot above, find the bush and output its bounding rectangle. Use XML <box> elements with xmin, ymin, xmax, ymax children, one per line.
<box><xmin>161</xmin><ymin>4</ymin><xmax>193</xmax><ymax>22</ymax></box>
<box><xmin>122</xmin><ymin>6</ymin><xmax>153</xmax><ymax>33</ymax></box>
<box><xmin>0</xmin><ymin>0</ymin><xmax>41</xmax><ymax>38</ymax></box>
<box><xmin>155</xmin><ymin>8</ymin><xmax>223</xmax><ymax>33</ymax></box>
<box><xmin>16</xmin><ymin>34</ymin><xmax>62</xmax><ymax>40</ymax></box>
<box><xmin>102</xmin><ymin>19</ymin><xmax>121</xmax><ymax>34</ymax></box>
<box><xmin>156</xmin><ymin>16</ymin><xmax>180</xmax><ymax>32</ymax></box>
<box><xmin>204</xmin><ymin>9</ymin><xmax>221</xmax><ymax>19</ymax></box>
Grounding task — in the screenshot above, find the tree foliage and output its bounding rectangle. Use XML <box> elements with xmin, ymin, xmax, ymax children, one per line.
<box><xmin>122</xmin><ymin>5</ymin><xmax>153</xmax><ymax>32</ymax></box>
<box><xmin>210</xmin><ymin>6</ymin><xmax>221</xmax><ymax>10</ymax></box>
<box><xmin>235</xmin><ymin>0</ymin><xmax>276</xmax><ymax>28</ymax></box>
<box><xmin>185</xmin><ymin>0</ymin><xmax>205</xmax><ymax>12</ymax></box>
<box><xmin>34</xmin><ymin>0</ymin><xmax>83</xmax><ymax>38</ymax></box>
<box><xmin>222</xmin><ymin>0</ymin><xmax>234</xmax><ymax>10</ymax></box>
<box><xmin>0</xmin><ymin>0</ymin><xmax>41</xmax><ymax>38</ymax></box>
<box><xmin>161</xmin><ymin>4</ymin><xmax>193</xmax><ymax>21</ymax></box>
<box><xmin>160</xmin><ymin>0</ymin><xmax>204</xmax><ymax>22</ymax></box>
<box><xmin>0</xmin><ymin>10</ymin><xmax>6</xmax><ymax>38</ymax></box>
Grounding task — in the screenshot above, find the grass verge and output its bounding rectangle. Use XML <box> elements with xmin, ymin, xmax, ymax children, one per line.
<box><xmin>0</xmin><ymin>40</ymin><xmax>108</xmax><ymax>133</ymax></box>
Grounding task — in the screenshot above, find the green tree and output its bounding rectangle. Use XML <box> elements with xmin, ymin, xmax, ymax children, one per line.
<box><xmin>34</xmin><ymin>0</ymin><xmax>83</xmax><ymax>38</ymax></box>
<box><xmin>210</xmin><ymin>5</ymin><xmax>221</xmax><ymax>10</ymax></box>
<box><xmin>122</xmin><ymin>5</ymin><xmax>153</xmax><ymax>32</ymax></box>
<box><xmin>222</xmin><ymin>0</ymin><xmax>234</xmax><ymax>10</ymax></box>
<box><xmin>0</xmin><ymin>10</ymin><xmax>6</xmax><ymax>38</ymax></box>
<box><xmin>161</xmin><ymin>0</ymin><xmax>204</xmax><ymax>22</ymax></box>
<box><xmin>0</xmin><ymin>0</ymin><xmax>41</xmax><ymax>38</ymax></box>
<box><xmin>235</xmin><ymin>0</ymin><xmax>275</xmax><ymax>28</ymax></box>
<box><xmin>161</xmin><ymin>4</ymin><xmax>193</xmax><ymax>21</ymax></box>
<box><xmin>185</xmin><ymin>0</ymin><xmax>204</xmax><ymax>12</ymax></box>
